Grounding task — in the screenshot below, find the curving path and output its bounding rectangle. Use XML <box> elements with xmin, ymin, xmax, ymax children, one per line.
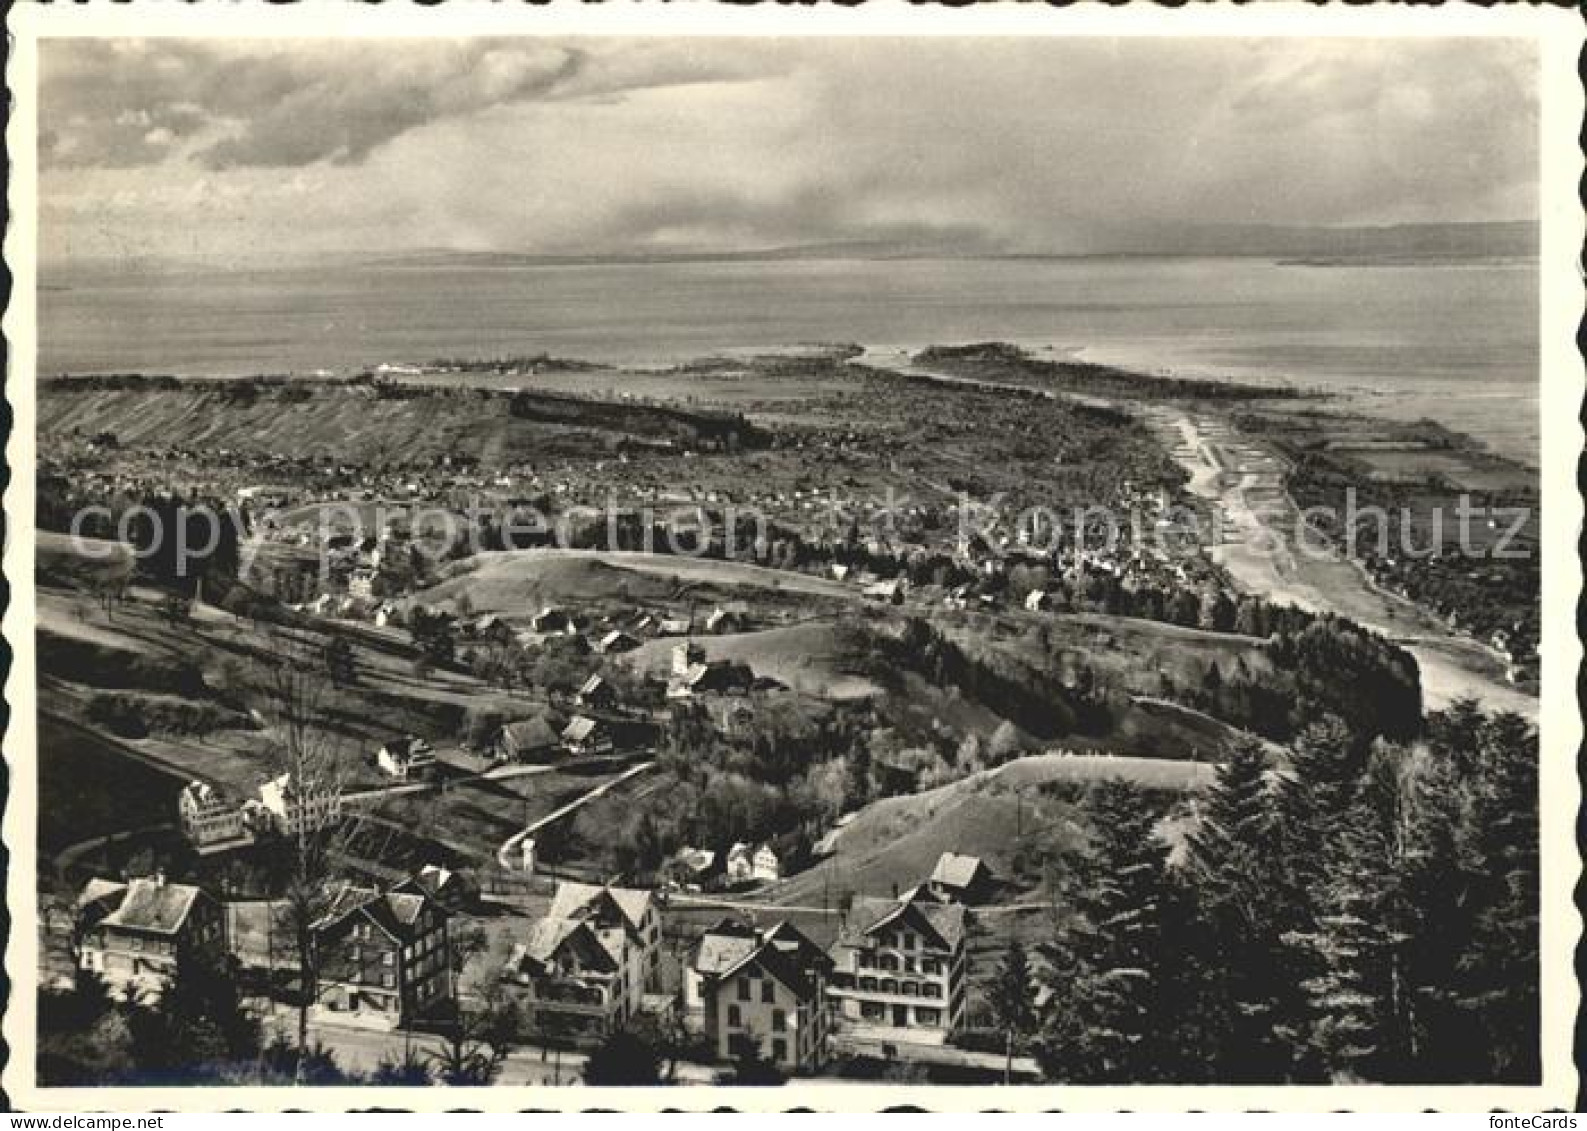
<box><xmin>495</xmin><ymin>760</ymin><xmax>656</xmax><ymax>870</ymax></box>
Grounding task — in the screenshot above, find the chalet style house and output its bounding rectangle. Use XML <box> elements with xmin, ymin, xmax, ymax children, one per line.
<box><xmin>926</xmin><ymin>852</ymin><xmax>994</xmax><ymax>905</ymax></box>
<box><xmin>310</xmin><ymin>883</ymin><xmax>452</xmax><ymax>1030</ymax></box>
<box><xmin>395</xmin><ymin>863</ymin><xmax>474</xmax><ymax>913</ymax></box>
<box><xmin>686</xmin><ymin>918</ymin><xmax>832</xmax><ymax>1072</ymax></box>
<box><xmin>826</xmin><ymin>891</ymin><xmax>969</xmax><ymax>1042</ymax></box>
<box><xmin>176</xmin><ymin>780</ymin><xmax>252</xmax><ymax>854</ymax></box>
<box><xmin>254</xmin><ymin>771</ymin><xmax>343</xmax><ymax>839</ymax></box>
<box><xmin>532</xmin><ymin>606</ymin><xmax>576</xmax><ymax>635</ymax></box>
<box><xmin>495</xmin><ymin>715</ymin><xmax>560</xmax><ymax>762</ymax></box>
<box><xmin>560</xmin><ymin>715</ymin><xmax>613</xmax><ymax>757</ymax></box>
<box><xmin>76</xmin><ymin>875</ymin><xmax>226</xmax><ymax>1001</ymax></box>
<box><xmin>500</xmin><ymin>915</ymin><xmax>634</xmax><ymax>1042</ymax></box>
<box><xmin>725</xmin><ymin>842</ymin><xmax>782</xmax><ymax>885</ymax></box>
<box><xmin>498</xmin><ymin>882</ymin><xmax>662</xmax><ymax>1044</ymax></box>
<box><xmin>375</xmin><ymin>735</ymin><xmax>437</xmax><ymax>781</ymax></box>
<box><xmin>595</xmin><ymin>629</ymin><xmax>641</xmax><ymax>655</ymax></box>
<box><xmin>575</xmin><ymin>674</ymin><xmax>617</xmax><ymax>711</ymax></box>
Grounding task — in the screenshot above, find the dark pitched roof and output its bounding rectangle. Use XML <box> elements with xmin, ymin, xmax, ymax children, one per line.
<box><xmin>513</xmin><ymin>910</ymin><xmax>628</xmax><ymax>977</ymax></box>
<box><xmin>314</xmin><ymin>884</ymin><xmax>434</xmax><ymax>943</ymax></box>
<box><xmin>95</xmin><ymin>877</ymin><xmax>207</xmax><ymax>935</ymax></box>
<box><xmin>502</xmin><ymin>716</ymin><xmax>559</xmax><ymax>750</ymax></box>
<box><xmin>692</xmin><ymin>931</ymin><xmax>759</xmax><ymax>977</ymax></box>
<box><xmin>843</xmin><ymin>895</ymin><xmax>967</xmax><ymax>952</ymax></box>
<box><xmin>546</xmin><ymin>881</ymin><xmax>654</xmax><ymax>936</ymax></box>
<box><xmin>693</xmin><ymin>919</ymin><xmax>830</xmax><ymax>998</ymax></box>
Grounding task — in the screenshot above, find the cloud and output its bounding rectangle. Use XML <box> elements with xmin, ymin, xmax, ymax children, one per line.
<box><xmin>39</xmin><ymin>38</ymin><xmax>782</xmax><ymax>171</ymax></box>
<box><xmin>37</xmin><ymin>37</ymin><xmax>1538</xmax><ymax>263</ymax></box>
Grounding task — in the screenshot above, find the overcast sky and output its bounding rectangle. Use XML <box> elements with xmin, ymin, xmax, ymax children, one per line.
<box><xmin>39</xmin><ymin>36</ymin><xmax>1538</xmax><ymax>264</ymax></box>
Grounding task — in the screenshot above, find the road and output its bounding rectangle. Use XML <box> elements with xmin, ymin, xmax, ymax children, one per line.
<box><xmin>343</xmin><ymin>760</ymin><xmax>557</xmax><ymax>804</ymax></box>
<box><xmin>496</xmin><ymin>760</ymin><xmax>657</xmax><ymax>869</ymax></box>
<box><xmin>54</xmin><ymin>820</ymin><xmax>177</xmax><ymax>875</ymax></box>
<box><xmin>259</xmin><ymin>1008</ymin><xmax>718</xmax><ymax>1085</ymax></box>
<box><xmin>833</xmin><ymin>1030</ymin><xmax>1039</xmax><ymax>1079</ymax></box>
<box><xmin>261</xmin><ymin>1009</ymin><xmax>586</xmax><ymax>1085</ymax></box>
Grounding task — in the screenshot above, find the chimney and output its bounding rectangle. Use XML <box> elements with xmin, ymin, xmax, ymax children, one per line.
<box><xmin>153</xmin><ymin>870</ymin><xmax>166</xmax><ymax>889</ymax></box>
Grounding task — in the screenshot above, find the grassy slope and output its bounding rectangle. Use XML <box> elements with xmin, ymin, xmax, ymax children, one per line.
<box><xmin>949</xmin><ymin>609</ymin><xmax>1280</xmax><ymax>701</ymax></box>
<box><xmin>411</xmin><ymin>549</ymin><xmax>856</xmax><ymax>614</ymax></box>
<box><xmin>767</xmin><ymin>752</ymin><xmax>1215</xmax><ymax>907</ymax></box>
<box><xmin>622</xmin><ymin>620</ymin><xmax>884</xmax><ymax>700</ymax></box>
<box><xmin>37</xmin><ymin>712</ymin><xmax>185</xmax><ymax>856</ymax></box>
<box><xmin>35</xmin><ymin>580</ymin><xmax>544</xmax><ymax>811</ymax></box>
<box><xmin>423</xmin><ymin>553</ymin><xmax>1276</xmax><ymax>746</ymax></box>
<box><xmin>36</xmin><ymin>531</ymin><xmax>135</xmax><ymax>589</ymax></box>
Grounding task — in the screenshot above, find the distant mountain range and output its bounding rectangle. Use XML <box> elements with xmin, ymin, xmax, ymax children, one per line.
<box><xmin>366</xmin><ymin>222</ymin><xmax>1535</xmax><ymax>268</ymax></box>
<box><xmin>45</xmin><ymin>221</ymin><xmax>1535</xmax><ymax>276</ymax></box>
<box><xmin>1096</xmin><ymin>221</ymin><xmax>1537</xmax><ymax>262</ymax></box>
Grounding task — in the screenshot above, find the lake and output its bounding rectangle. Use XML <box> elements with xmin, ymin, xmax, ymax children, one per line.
<box><xmin>38</xmin><ymin>255</ymin><xmax>1540</xmax><ymax>467</ymax></box>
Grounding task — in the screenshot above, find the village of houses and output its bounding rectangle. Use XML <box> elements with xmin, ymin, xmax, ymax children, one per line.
<box><xmin>36</xmin><ymin>358</ymin><xmax>1404</xmax><ymax>1087</ymax></box>
<box><xmin>73</xmin><ymin>774</ymin><xmax>1010</xmax><ymax>1082</ymax></box>
<box><xmin>49</xmin><ymin>480</ymin><xmax>1086</xmax><ymax>1083</ymax></box>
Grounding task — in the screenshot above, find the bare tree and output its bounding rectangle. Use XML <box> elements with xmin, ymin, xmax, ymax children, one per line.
<box><xmin>257</xmin><ymin>635</ymin><xmax>354</xmax><ymax>1085</ymax></box>
<box><xmin>426</xmin><ymin>984</ymin><xmax>519</xmax><ymax>1085</ymax></box>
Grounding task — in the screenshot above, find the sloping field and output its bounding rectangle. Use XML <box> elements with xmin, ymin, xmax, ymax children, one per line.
<box><xmin>36</xmin><ymin>531</ymin><xmax>135</xmax><ymax>590</ymax></box>
<box><xmin>38</xmin><ymin>712</ymin><xmax>185</xmax><ymax>856</ymax></box>
<box><xmin>768</xmin><ymin>752</ymin><xmax>1215</xmax><ymax>906</ymax></box>
<box><xmin>413</xmin><ymin>549</ymin><xmax>856</xmax><ymax>615</ymax></box>
<box><xmin>36</xmin><ymin>381</ymin><xmax>760</xmax><ymax>465</ymax></box>
<box><xmin>1088</xmin><ymin>696</ymin><xmax>1282</xmax><ymax>764</ymax></box>
<box><xmin>624</xmin><ymin>620</ymin><xmax>884</xmax><ymax>700</ymax></box>
<box><xmin>963</xmin><ymin>611</ymin><xmax>1280</xmax><ymax>703</ymax></box>
<box><xmin>35</xmin><ymin>582</ymin><xmax>552</xmax><ymax>816</ymax></box>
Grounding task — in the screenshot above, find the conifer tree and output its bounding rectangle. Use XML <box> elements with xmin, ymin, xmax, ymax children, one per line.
<box><xmin>1181</xmin><ymin>741</ymin><xmax>1299</xmax><ymax>1080</ymax></box>
<box><xmin>988</xmin><ymin>938</ymin><xmax>1035</xmax><ymax>1084</ymax></box>
<box><xmin>1036</xmin><ymin>779</ymin><xmax>1168</xmax><ymax>1082</ymax></box>
<box><xmin>1457</xmin><ymin>711</ymin><xmax>1540</xmax><ymax>1082</ymax></box>
<box><xmin>1283</xmin><ymin>794</ymin><xmax>1398</xmax><ymax>1081</ymax></box>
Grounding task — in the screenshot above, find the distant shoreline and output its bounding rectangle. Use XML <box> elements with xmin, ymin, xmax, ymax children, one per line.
<box><xmin>41</xmin><ymin>331</ymin><xmax>1538</xmax><ymax>473</ymax></box>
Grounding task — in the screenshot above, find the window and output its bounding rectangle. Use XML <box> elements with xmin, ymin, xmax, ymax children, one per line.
<box><xmin>727</xmin><ymin>1005</ymin><xmax>742</xmax><ymax>1028</ymax></box>
<box><xmin>772</xmin><ymin>1009</ymin><xmax>786</xmax><ymax>1033</ymax></box>
<box><xmin>737</xmin><ymin>978</ymin><xmax>751</xmax><ymax>1002</ymax></box>
<box><xmin>761</xmin><ymin>980</ymin><xmax>775</xmax><ymax>1004</ymax></box>
<box><xmin>915</xmin><ymin>1007</ymin><xmax>940</xmax><ymax>1025</ymax></box>
<box><xmin>383</xmin><ymin>951</ymin><xmax>395</xmax><ymax>967</ymax></box>
<box><xmin>350</xmin><ymin>946</ymin><xmax>362</xmax><ymax>962</ymax></box>
<box><xmin>771</xmin><ymin>1039</ymin><xmax>787</xmax><ymax>1063</ymax></box>
<box><xmin>382</xmin><ymin>973</ymin><xmax>396</xmax><ymax>989</ymax></box>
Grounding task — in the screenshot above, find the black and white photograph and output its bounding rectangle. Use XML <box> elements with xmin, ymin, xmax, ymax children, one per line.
<box><xmin>3</xmin><ymin>2</ymin><xmax>1580</xmax><ymax>1112</ymax></box>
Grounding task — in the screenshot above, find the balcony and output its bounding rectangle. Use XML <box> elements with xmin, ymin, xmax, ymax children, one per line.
<box><xmin>828</xmin><ymin>978</ymin><xmax>951</xmax><ymax>1005</ymax></box>
<box><xmin>507</xmin><ymin>976</ymin><xmax>617</xmax><ymax>1012</ymax></box>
